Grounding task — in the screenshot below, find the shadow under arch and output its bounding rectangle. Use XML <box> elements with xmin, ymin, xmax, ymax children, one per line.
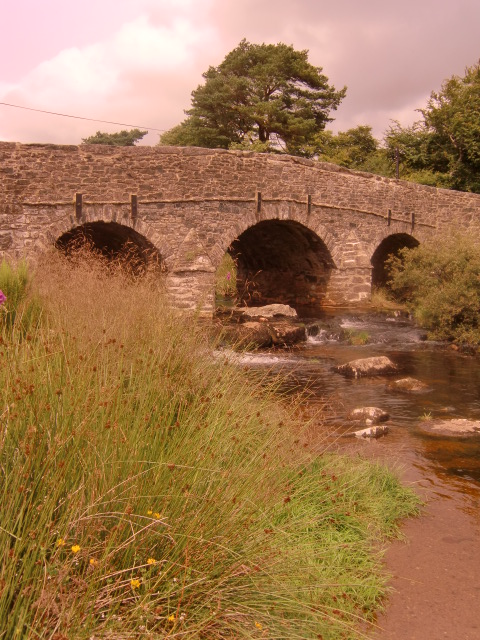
<box><xmin>228</xmin><ymin>219</ymin><xmax>335</xmax><ymax>312</ymax></box>
<box><xmin>371</xmin><ymin>233</ymin><xmax>419</xmax><ymax>288</ymax></box>
<box><xmin>55</xmin><ymin>221</ymin><xmax>165</xmax><ymax>275</ymax></box>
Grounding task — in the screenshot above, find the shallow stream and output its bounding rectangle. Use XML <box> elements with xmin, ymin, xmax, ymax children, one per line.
<box><xmin>233</xmin><ymin>309</ymin><xmax>480</xmax><ymax>637</ymax></box>
<box><xmin>236</xmin><ymin>310</ymin><xmax>480</xmax><ymax>484</ymax></box>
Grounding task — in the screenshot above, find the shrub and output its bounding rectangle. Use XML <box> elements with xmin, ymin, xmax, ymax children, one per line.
<box><xmin>388</xmin><ymin>233</ymin><xmax>480</xmax><ymax>344</ymax></box>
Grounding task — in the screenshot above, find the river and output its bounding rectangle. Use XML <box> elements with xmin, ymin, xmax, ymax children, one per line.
<box><xmin>234</xmin><ymin>310</ymin><xmax>480</xmax><ymax>638</ymax></box>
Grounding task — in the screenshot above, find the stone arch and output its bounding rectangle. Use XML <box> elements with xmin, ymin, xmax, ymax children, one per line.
<box><xmin>224</xmin><ymin>218</ymin><xmax>336</xmax><ymax>311</ymax></box>
<box><xmin>55</xmin><ymin>221</ymin><xmax>165</xmax><ymax>275</ymax></box>
<box><xmin>371</xmin><ymin>232</ymin><xmax>420</xmax><ymax>288</ymax></box>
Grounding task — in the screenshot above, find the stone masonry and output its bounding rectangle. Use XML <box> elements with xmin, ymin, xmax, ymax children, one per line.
<box><xmin>1</xmin><ymin>141</ymin><xmax>480</xmax><ymax>316</ymax></box>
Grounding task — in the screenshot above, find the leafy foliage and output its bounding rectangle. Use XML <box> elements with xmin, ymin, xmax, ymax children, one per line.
<box><xmin>316</xmin><ymin>125</ymin><xmax>378</xmax><ymax>169</ymax></box>
<box><xmin>159</xmin><ymin>39</ymin><xmax>345</xmax><ymax>156</ymax></box>
<box><xmin>82</xmin><ymin>128</ymin><xmax>148</xmax><ymax>146</ymax></box>
<box><xmin>388</xmin><ymin>233</ymin><xmax>480</xmax><ymax>344</ymax></box>
<box><xmin>381</xmin><ymin>61</ymin><xmax>480</xmax><ymax>192</ymax></box>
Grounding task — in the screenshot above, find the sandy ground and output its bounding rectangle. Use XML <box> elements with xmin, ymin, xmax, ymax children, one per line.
<box><xmin>369</xmin><ymin>454</ymin><xmax>480</xmax><ymax>640</ymax></box>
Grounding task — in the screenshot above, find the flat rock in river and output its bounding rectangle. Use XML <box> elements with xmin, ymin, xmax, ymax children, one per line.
<box><xmin>389</xmin><ymin>377</ymin><xmax>432</xmax><ymax>393</ymax></box>
<box><xmin>418</xmin><ymin>418</ymin><xmax>480</xmax><ymax>437</ymax></box>
<box><xmin>334</xmin><ymin>356</ymin><xmax>398</xmax><ymax>378</ymax></box>
<box><xmin>343</xmin><ymin>425</ymin><xmax>389</xmax><ymax>438</ymax></box>
<box><xmin>349</xmin><ymin>407</ymin><xmax>390</xmax><ymax>425</ymax></box>
<box><xmin>239</xmin><ymin>304</ymin><xmax>298</xmax><ymax>319</ymax></box>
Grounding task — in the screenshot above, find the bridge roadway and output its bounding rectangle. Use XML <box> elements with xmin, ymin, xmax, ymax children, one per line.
<box><xmin>1</xmin><ymin>142</ymin><xmax>480</xmax><ymax>315</ymax></box>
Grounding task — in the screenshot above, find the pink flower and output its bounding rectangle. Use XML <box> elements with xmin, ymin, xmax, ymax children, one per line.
<box><xmin>226</xmin><ymin>272</ymin><xmax>231</xmax><ymax>281</ymax></box>
<box><xmin>0</xmin><ymin>290</ymin><xmax>6</xmax><ymax>306</ymax></box>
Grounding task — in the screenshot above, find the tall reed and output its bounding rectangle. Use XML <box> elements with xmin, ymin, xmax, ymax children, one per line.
<box><xmin>0</xmin><ymin>250</ymin><xmax>419</xmax><ymax>639</ymax></box>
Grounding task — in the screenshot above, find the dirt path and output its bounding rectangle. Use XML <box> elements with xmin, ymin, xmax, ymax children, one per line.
<box><xmin>369</xmin><ymin>453</ymin><xmax>480</xmax><ymax>640</ymax></box>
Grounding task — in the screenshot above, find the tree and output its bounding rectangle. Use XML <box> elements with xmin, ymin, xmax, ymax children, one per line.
<box><xmin>315</xmin><ymin>125</ymin><xmax>378</xmax><ymax>169</ymax></box>
<box><xmin>82</xmin><ymin>129</ymin><xmax>148</xmax><ymax>146</ymax></box>
<box><xmin>422</xmin><ymin>61</ymin><xmax>480</xmax><ymax>192</ymax></box>
<box><xmin>159</xmin><ymin>39</ymin><xmax>346</xmax><ymax>156</ymax></box>
<box><xmin>380</xmin><ymin>61</ymin><xmax>480</xmax><ymax>192</ymax></box>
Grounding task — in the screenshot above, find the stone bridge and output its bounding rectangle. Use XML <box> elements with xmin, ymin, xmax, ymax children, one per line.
<box><xmin>1</xmin><ymin>141</ymin><xmax>480</xmax><ymax>316</ymax></box>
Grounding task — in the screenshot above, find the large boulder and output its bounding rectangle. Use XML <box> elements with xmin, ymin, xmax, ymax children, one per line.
<box><xmin>239</xmin><ymin>304</ymin><xmax>298</xmax><ymax>319</ymax></box>
<box><xmin>348</xmin><ymin>407</ymin><xmax>390</xmax><ymax>425</ymax></box>
<box><xmin>334</xmin><ymin>356</ymin><xmax>398</xmax><ymax>378</ymax></box>
<box><xmin>269</xmin><ymin>321</ymin><xmax>306</xmax><ymax>346</ymax></box>
<box><xmin>389</xmin><ymin>377</ymin><xmax>431</xmax><ymax>393</ymax></box>
<box><xmin>222</xmin><ymin>321</ymin><xmax>272</xmax><ymax>348</ymax></box>
<box><xmin>418</xmin><ymin>418</ymin><xmax>480</xmax><ymax>437</ymax></box>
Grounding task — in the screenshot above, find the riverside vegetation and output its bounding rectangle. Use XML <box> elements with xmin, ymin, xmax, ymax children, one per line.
<box><xmin>0</xmin><ymin>252</ymin><xmax>419</xmax><ymax>639</ymax></box>
<box><xmin>387</xmin><ymin>233</ymin><xmax>480</xmax><ymax>347</ymax></box>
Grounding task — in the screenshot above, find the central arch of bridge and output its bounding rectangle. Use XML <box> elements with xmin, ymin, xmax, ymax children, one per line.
<box><xmin>228</xmin><ymin>219</ymin><xmax>335</xmax><ymax>311</ymax></box>
<box><xmin>55</xmin><ymin>221</ymin><xmax>164</xmax><ymax>274</ymax></box>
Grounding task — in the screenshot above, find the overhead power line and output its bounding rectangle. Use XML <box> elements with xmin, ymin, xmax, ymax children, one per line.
<box><xmin>0</xmin><ymin>101</ymin><xmax>167</xmax><ymax>132</ymax></box>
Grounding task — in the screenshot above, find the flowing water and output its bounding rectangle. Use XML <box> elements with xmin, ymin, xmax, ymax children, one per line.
<box><xmin>230</xmin><ymin>310</ymin><xmax>480</xmax><ymax>638</ymax></box>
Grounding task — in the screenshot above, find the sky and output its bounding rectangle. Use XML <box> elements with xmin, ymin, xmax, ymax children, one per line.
<box><xmin>1</xmin><ymin>0</ymin><xmax>479</xmax><ymax>146</ymax></box>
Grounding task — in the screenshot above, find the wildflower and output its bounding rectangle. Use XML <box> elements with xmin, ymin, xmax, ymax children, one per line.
<box><xmin>57</xmin><ymin>538</ymin><xmax>66</xmax><ymax>547</ymax></box>
<box><xmin>168</xmin><ymin>614</ymin><xmax>175</xmax><ymax>622</ymax></box>
<box><xmin>147</xmin><ymin>558</ymin><xmax>156</xmax><ymax>565</ymax></box>
<box><xmin>226</xmin><ymin>272</ymin><xmax>231</xmax><ymax>281</ymax></box>
<box><xmin>0</xmin><ymin>290</ymin><xmax>6</xmax><ymax>305</ymax></box>
<box><xmin>89</xmin><ymin>558</ymin><xmax>98</xmax><ymax>566</ymax></box>
<box><xmin>255</xmin><ymin>621</ymin><xmax>263</xmax><ymax>629</ymax></box>
<box><xmin>71</xmin><ymin>544</ymin><xmax>81</xmax><ymax>554</ymax></box>
<box><xmin>130</xmin><ymin>578</ymin><xmax>141</xmax><ymax>589</ymax></box>
<box><xmin>154</xmin><ymin>512</ymin><xmax>161</xmax><ymax>519</ymax></box>
<box><xmin>147</xmin><ymin>510</ymin><xmax>153</xmax><ymax>515</ymax></box>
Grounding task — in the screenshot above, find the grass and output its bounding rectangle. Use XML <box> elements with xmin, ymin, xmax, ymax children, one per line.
<box><xmin>344</xmin><ymin>330</ymin><xmax>370</xmax><ymax>346</ymax></box>
<box><xmin>0</xmin><ymin>251</ymin><xmax>420</xmax><ymax>639</ymax></box>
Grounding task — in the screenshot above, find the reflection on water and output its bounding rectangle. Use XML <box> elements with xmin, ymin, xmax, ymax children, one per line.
<box><xmin>236</xmin><ymin>310</ymin><xmax>480</xmax><ymax>487</ymax></box>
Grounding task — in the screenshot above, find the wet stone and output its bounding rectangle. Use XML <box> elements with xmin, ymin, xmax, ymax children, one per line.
<box><xmin>349</xmin><ymin>407</ymin><xmax>390</xmax><ymax>425</ymax></box>
<box><xmin>418</xmin><ymin>418</ymin><xmax>480</xmax><ymax>437</ymax></box>
<box><xmin>389</xmin><ymin>377</ymin><xmax>432</xmax><ymax>393</ymax></box>
<box><xmin>334</xmin><ymin>356</ymin><xmax>398</xmax><ymax>378</ymax></box>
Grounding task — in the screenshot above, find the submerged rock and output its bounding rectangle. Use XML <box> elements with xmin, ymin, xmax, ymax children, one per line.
<box><xmin>389</xmin><ymin>377</ymin><xmax>431</xmax><ymax>393</ymax></box>
<box><xmin>239</xmin><ymin>304</ymin><xmax>298</xmax><ymax>319</ymax></box>
<box><xmin>334</xmin><ymin>356</ymin><xmax>398</xmax><ymax>378</ymax></box>
<box><xmin>349</xmin><ymin>407</ymin><xmax>390</xmax><ymax>425</ymax></box>
<box><xmin>418</xmin><ymin>418</ymin><xmax>480</xmax><ymax>437</ymax></box>
<box><xmin>343</xmin><ymin>425</ymin><xmax>389</xmax><ymax>439</ymax></box>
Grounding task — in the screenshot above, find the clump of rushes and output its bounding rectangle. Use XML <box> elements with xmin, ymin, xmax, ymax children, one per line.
<box><xmin>0</xmin><ymin>250</ymin><xmax>419</xmax><ymax>639</ymax></box>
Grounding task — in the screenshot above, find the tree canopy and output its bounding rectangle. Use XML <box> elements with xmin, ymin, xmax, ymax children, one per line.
<box><xmin>159</xmin><ymin>39</ymin><xmax>346</xmax><ymax>156</ymax></box>
<box><xmin>377</xmin><ymin>61</ymin><xmax>480</xmax><ymax>192</ymax></box>
<box><xmin>82</xmin><ymin>129</ymin><xmax>148</xmax><ymax>146</ymax></box>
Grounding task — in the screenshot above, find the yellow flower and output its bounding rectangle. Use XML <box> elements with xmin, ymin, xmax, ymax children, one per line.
<box><xmin>147</xmin><ymin>558</ymin><xmax>156</xmax><ymax>565</ymax></box>
<box><xmin>71</xmin><ymin>544</ymin><xmax>81</xmax><ymax>554</ymax></box>
<box><xmin>154</xmin><ymin>512</ymin><xmax>161</xmax><ymax>519</ymax></box>
<box><xmin>89</xmin><ymin>558</ymin><xmax>98</xmax><ymax>566</ymax></box>
<box><xmin>130</xmin><ymin>578</ymin><xmax>141</xmax><ymax>589</ymax></box>
<box><xmin>168</xmin><ymin>614</ymin><xmax>175</xmax><ymax>622</ymax></box>
<box><xmin>254</xmin><ymin>621</ymin><xmax>263</xmax><ymax>630</ymax></box>
<box><xmin>57</xmin><ymin>538</ymin><xmax>66</xmax><ymax>547</ymax></box>
<box><xmin>147</xmin><ymin>509</ymin><xmax>153</xmax><ymax>515</ymax></box>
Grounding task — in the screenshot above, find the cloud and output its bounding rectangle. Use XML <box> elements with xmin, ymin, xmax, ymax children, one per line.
<box><xmin>0</xmin><ymin>4</ymin><xmax>219</xmax><ymax>144</ymax></box>
<box><xmin>1</xmin><ymin>0</ymin><xmax>479</xmax><ymax>144</ymax></box>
